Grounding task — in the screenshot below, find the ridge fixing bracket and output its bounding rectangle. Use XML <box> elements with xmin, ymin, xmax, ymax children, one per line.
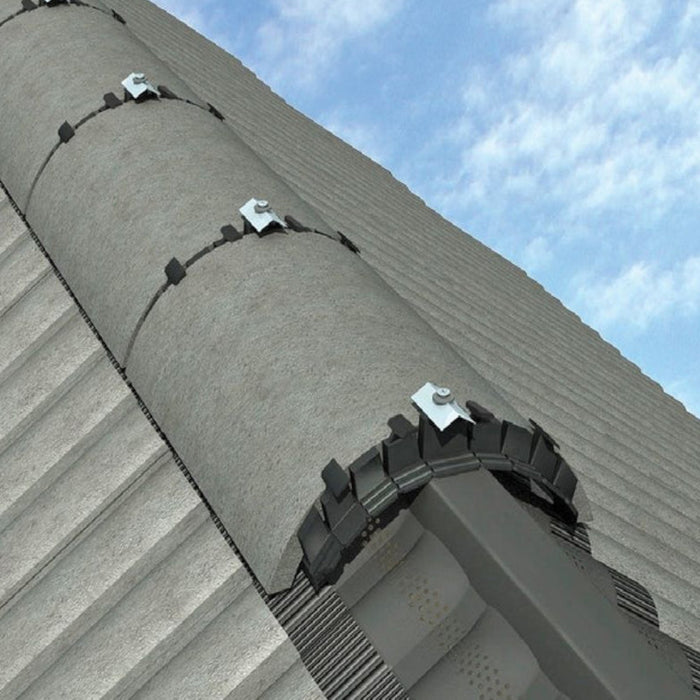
<box><xmin>239</xmin><ymin>198</ymin><xmax>285</xmax><ymax>234</ymax></box>
<box><xmin>411</xmin><ymin>381</ymin><xmax>474</xmax><ymax>431</ymax></box>
<box><xmin>121</xmin><ymin>72</ymin><xmax>160</xmax><ymax>102</ymax></box>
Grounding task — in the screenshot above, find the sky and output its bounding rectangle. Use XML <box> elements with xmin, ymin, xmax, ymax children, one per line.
<box><xmin>154</xmin><ymin>0</ymin><xmax>700</xmax><ymax>418</ymax></box>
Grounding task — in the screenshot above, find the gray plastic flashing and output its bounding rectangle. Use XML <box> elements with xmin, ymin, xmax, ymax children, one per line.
<box><xmin>410</xmin><ymin>470</ymin><xmax>695</xmax><ymax>699</ymax></box>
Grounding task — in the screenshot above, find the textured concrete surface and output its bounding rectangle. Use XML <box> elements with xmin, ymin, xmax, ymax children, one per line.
<box><xmin>0</xmin><ymin>234</ymin><xmax>51</xmax><ymax>313</ymax></box>
<box><xmin>0</xmin><ymin>347</ymin><xmax>126</xmax><ymax>534</ymax></box>
<box><xmin>0</xmin><ymin>3</ymin><xmax>202</xmax><ymax>210</ymax></box>
<box><xmin>133</xmin><ymin>586</ymin><xmax>300</xmax><ymax>699</ymax></box>
<box><xmin>128</xmin><ymin>229</ymin><xmax>525</xmax><ymax>592</ymax></box>
<box><xmin>105</xmin><ymin>0</ymin><xmax>700</xmax><ymax>650</ymax></box>
<box><xmin>21</xmin><ymin>523</ymin><xmax>251</xmax><ymax>698</ymax></box>
<box><xmin>28</xmin><ymin>99</ymin><xmax>332</xmax><ymax>365</ymax></box>
<box><xmin>258</xmin><ymin>659</ymin><xmax>327</xmax><ymax>700</ymax></box>
<box><xmin>0</xmin><ymin>0</ymin><xmax>24</xmax><ymax>25</ymax></box>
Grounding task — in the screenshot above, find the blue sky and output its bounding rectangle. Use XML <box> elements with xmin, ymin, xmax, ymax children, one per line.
<box><xmin>155</xmin><ymin>0</ymin><xmax>700</xmax><ymax>417</ymax></box>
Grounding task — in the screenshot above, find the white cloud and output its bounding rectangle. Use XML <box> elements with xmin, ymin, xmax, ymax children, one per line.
<box><xmin>572</xmin><ymin>256</ymin><xmax>700</xmax><ymax>331</ymax></box>
<box><xmin>681</xmin><ymin>0</ymin><xmax>700</xmax><ymax>36</ymax></box>
<box><xmin>442</xmin><ymin>0</ymin><xmax>700</xmax><ymax>240</ymax></box>
<box><xmin>520</xmin><ymin>236</ymin><xmax>555</xmax><ymax>274</ymax></box>
<box><xmin>254</xmin><ymin>0</ymin><xmax>404</xmax><ymax>90</ymax></box>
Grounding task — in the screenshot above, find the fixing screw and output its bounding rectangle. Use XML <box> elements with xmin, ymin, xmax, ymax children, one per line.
<box><xmin>254</xmin><ymin>199</ymin><xmax>270</xmax><ymax>213</ymax></box>
<box><xmin>432</xmin><ymin>387</ymin><xmax>453</xmax><ymax>405</ymax></box>
<box><xmin>132</xmin><ymin>73</ymin><xmax>147</xmax><ymax>84</ymax></box>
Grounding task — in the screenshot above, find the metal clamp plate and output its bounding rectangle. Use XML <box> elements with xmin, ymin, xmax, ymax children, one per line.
<box><xmin>411</xmin><ymin>382</ymin><xmax>473</xmax><ymax>431</ymax></box>
<box><xmin>239</xmin><ymin>198</ymin><xmax>285</xmax><ymax>233</ymax></box>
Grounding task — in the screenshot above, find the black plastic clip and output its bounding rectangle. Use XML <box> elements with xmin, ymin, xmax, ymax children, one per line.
<box><xmin>382</xmin><ymin>414</ymin><xmax>431</xmax><ymax>492</ymax></box>
<box><xmin>418</xmin><ymin>412</ymin><xmax>473</xmax><ymax>477</ymax></box>
<box><xmin>502</xmin><ymin>421</ymin><xmax>534</xmax><ymax>463</ymax></box>
<box><xmin>21</xmin><ymin>0</ymin><xmax>37</xmax><ymax>10</ymax></box>
<box><xmin>337</xmin><ymin>231</ymin><xmax>360</xmax><ymax>254</ymax></box>
<box><xmin>157</xmin><ymin>84</ymin><xmax>179</xmax><ymax>100</ymax></box>
<box><xmin>164</xmin><ymin>257</ymin><xmax>186</xmax><ymax>285</ymax></box>
<box><xmin>298</xmin><ymin>505</ymin><xmax>342</xmax><ymax>592</ymax></box>
<box><xmin>348</xmin><ymin>446</ymin><xmax>398</xmax><ymax>516</ymax></box>
<box><xmin>103</xmin><ymin>92</ymin><xmax>122</xmax><ymax>109</ymax></box>
<box><xmin>320</xmin><ymin>459</ymin><xmax>367</xmax><ymax>546</ymax></box>
<box><xmin>111</xmin><ymin>8</ymin><xmax>125</xmax><ymax>23</ymax></box>
<box><xmin>284</xmin><ymin>215</ymin><xmax>311</xmax><ymax>232</ymax></box>
<box><xmin>465</xmin><ymin>400</ymin><xmax>497</xmax><ymax>423</ymax></box>
<box><xmin>58</xmin><ymin>121</ymin><xmax>75</xmax><ymax>143</ymax></box>
<box><xmin>529</xmin><ymin>418</ymin><xmax>560</xmax><ymax>449</ymax></box>
<box><xmin>207</xmin><ymin>102</ymin><xmax>224</xmax><ymax>120</ymax></box>
<box><xmin>221</xmin><ymin>224</ymin><xmax>242</xmax><ymax>242</ymax></box>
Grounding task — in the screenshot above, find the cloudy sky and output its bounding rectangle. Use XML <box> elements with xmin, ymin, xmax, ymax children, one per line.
<box><xmin>155</xmin><ymin>0</ymin><xmax>700</xmax><ymax>417</ymax></box>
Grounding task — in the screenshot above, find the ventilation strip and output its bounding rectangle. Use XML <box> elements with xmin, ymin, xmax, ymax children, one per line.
<box><xmin>297</xmin><ymin>386</ymin><xmax>580</xmax><ymax>591</ymax></box>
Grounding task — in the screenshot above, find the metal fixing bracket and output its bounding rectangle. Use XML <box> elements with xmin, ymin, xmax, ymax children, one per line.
<box><xmin>239</xmin><ymin>198</ymin><xmax>285</xmax><ymax>233</ymax></box>
<box><xmin>411</xmin><ymin>382</ymin><xmax>474</xmax><ymax>431</ymax></box>
<box><xmin>121</xmin><ymin>72</ymin><xmax>160</xmax><ymax>102</ymax></box>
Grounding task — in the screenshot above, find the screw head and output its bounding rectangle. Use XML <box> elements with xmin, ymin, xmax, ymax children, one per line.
<box><xmin>133</xmin><ymin>73</ymin><xmax>147</xmax><ymax>84</ymax></box>
<box><xmin>432</xmin><ymin>387</ymin><xmax>453</xmax><ymax>405</ymax></box>
<box><xmin>254</xmin><ymin>199</ymin><xmax>270</xmax><ymax>213</ymax></box>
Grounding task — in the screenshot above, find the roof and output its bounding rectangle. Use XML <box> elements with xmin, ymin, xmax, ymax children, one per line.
<box><xmin>104</xmin><ymin>0</ymin><xmax>699</xmax><ymax>647</ymax></box>
<box><xmin>0</xmin><ymin>0</ymin><xmax>698</xmax><ymax>697</ymax></box>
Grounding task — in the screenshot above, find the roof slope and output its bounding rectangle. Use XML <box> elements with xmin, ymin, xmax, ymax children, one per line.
<box><xmin>0</xmin><ymin>0</ymin><xmax>698</xmax><ymax>697</ymax></box>
<box><xmin>102</xmin><ymin>0</ymin><xmax>700</xmax><ymax>650</ymax></box>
